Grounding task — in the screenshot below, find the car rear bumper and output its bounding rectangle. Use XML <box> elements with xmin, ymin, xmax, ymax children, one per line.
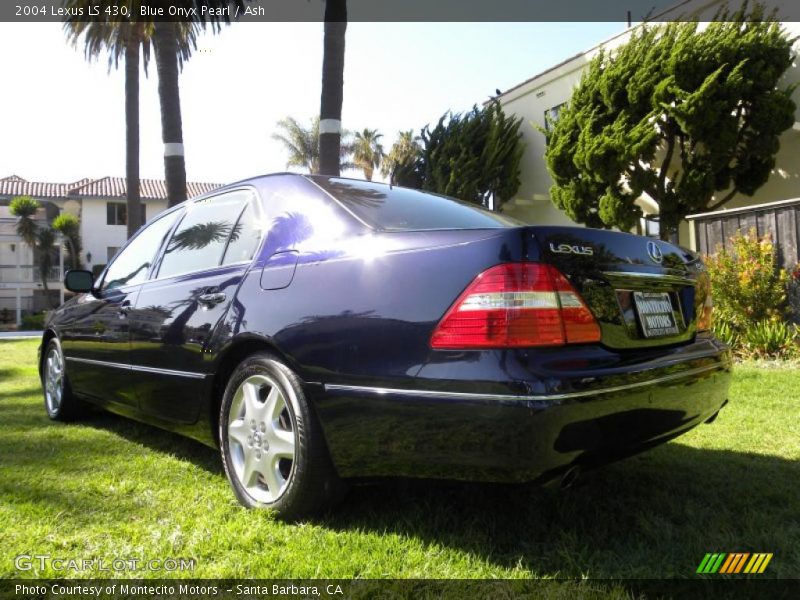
<box><xmin>314</xmin><ymin>336</ymin><xmax>733</xmax><ymax>482</ymax></box>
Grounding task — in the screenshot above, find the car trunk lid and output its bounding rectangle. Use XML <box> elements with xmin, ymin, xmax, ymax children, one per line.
<box><xmin>529</xmin><ymin>226</ymin><xmax>708</xmax><ymax>349</ymax></box>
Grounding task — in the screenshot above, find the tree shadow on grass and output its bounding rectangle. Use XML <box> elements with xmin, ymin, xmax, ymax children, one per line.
<box><xmin>81</xmin><ymin>408</ymin><xmax>222</xmax><ymax>474</ymax></box>
<box><xmin>317</xmin><ymin>443</ymin><xmax>800</xmax><ymax>579</ymax></box>
<box><xmin>0</xmin><ymin>386</ymin><xmax>40</xmax><ymax>400</ymax></box>
<box><xmin>2</xmin><ymin>395</ymin><xmax>798</xmax><ymax>579</ymax></box>
<box><xmin>0</xmin><ymin>366</ymin><xmax>30</xmax><ymax>381</ymax></box>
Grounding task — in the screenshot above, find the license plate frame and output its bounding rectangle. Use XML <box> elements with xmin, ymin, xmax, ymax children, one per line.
<box><xmin>633</xmin><ymin>291</ymin><xmax>681</xmax><ymax>338</ymax></box>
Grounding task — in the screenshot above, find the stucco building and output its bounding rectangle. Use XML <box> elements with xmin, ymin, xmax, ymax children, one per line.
<box><xmin>0</xmin><ymin>175</ymin><xmax>220</xmax><ymax>324</ymax></box>
<box><xmin>495</xmin><ymin>0</ymin><xmax>800</xmax><ymax>248</ymax></box>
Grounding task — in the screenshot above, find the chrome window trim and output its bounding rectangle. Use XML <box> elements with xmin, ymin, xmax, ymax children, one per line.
<box><xmin>602</xmin><ymin>271</ymin><xmax>696</xmax><ymax>286</ymax></box>
<box><xmin>324</xmin><ymin>363</ymin><xmax>724</xmax><ymax>402</ymax></box>
<box><xmin>65</xmin><ymin>356</ymin><xmax>206</xmax><ymax>380</ymax></box>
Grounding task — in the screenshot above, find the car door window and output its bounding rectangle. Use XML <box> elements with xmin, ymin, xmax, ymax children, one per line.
<box><xmin>158</xmin><ymin>190</ymin><xmax>253</xmax><ymax>279</ymax></box>
<box><xmin>101</xmin><ymin>210</ymin><xmax>182</xmax><ymax>290</ymax></box>
<box><xmin>222</xmin><ymin>200</ymin><xmax>263</xmax><ymax>265</ymax></box>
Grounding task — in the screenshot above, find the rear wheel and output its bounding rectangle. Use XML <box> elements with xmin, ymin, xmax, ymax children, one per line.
<box><xmin>42</xmin><ymin>339</ymin><xmax>84</xmax><ymax>421</ymax></box>
<box><xmin>219</xmin><ymin>352</ymin><xmax>345</xmax><ymax>519</ymax></box>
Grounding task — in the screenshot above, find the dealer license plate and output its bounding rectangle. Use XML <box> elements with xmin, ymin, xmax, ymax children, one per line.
<box><xmin>633</xmin><ymin>291</ymin><xmax>680</xmax><ymax>338</ymax></box>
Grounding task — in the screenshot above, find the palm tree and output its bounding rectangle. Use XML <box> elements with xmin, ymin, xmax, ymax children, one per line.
<box><xmin>382</xmin><ymin>130</ymin><xmax>423</xmax><ymax>187</ymax></box>
<box><xmin>272</xmin><ymin>116</ymin><xmax>354</xmax><ymax>174</ymax></box>
<box><xmin>273</xmin><ymin>117</ymin><xmax>322</xmax><ymax>173</ymax></box>
<box><xmin>352</xmin><ymin>129</ymin><xmax>384</xmax><ymax>181</ymax></box>
<box><xmin>319</xmin><ymin>0</ymin><xmax>347</xmax><ymax>176</ymax></box>
<box><xmin>153</xmin><ymin>20</ymin><xmax>199</xmax><ymax>208</ymax></box>
<box><xmin>64</xmin><ymin>11</ymin><xmax>152</xmax><ymax>239</ymax></box>
<box><xmin>9</xmin><ymin>196</ymin><xmax>56</xmax><ymax>305</ymax></box>
<box><xmin>36</xmin><ymin>228</ymin><xmax>57</xmax><ymax>303</ymax></box>
<box><xmin>8</xmin><ymin>196</ymin><xmax>38</xmax><ymax>248</ymax></box>
<box><xmin>64</xmin><ymin>5</ymin><xmax>201</xmax><ymax>213</ymax></box>
<box><xmin>52</xmin><ymin>213</ymin><xmax>83</xmax><ymax>270</ymax></box>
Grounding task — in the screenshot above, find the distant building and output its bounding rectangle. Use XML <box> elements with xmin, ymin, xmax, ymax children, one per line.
<box><xmin>495</xmin><ymin>0</ymin><xmax>800</xmax><ymax>248</ymax></box>
<box><xmin>0</xmin><ymin>175</ymin><xmax>221</xmax><ymax>324</ymax></box>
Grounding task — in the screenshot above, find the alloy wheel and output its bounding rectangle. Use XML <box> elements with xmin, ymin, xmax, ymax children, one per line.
<box><xmin>227</xmin><ymin>374</ymin><xmax>297</xmax><ymax>503</ymax></box>
<box><xmin>44</xmin><ymin>346</ymin><xmax>64</xmax><ymax>415</ymax></box>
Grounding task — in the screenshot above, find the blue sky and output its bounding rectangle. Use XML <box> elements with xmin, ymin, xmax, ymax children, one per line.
<box><xmin>0</xmin><ymin>21</ymin><xmax>623</xmax><ymax>184</ymax></box>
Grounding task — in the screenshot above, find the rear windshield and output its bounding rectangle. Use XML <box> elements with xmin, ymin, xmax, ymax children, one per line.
<box><xmin>309</xmin><ymin>177</ymin><xmax>522</xmax><ymax>231</ymax></box>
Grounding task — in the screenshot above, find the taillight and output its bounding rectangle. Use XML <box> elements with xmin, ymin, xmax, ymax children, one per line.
<box><xmin>430</xmin><ymin>263</ymin><xmax>601</xmax><ymax>349</ymax></box>
<box><xmin>698</xmin><ymin>290</ymin><xmax>713</xmax><ymax>332</ymax></box>
<box><xmin>696</xmin><ymin>270</ymin><xmax>713</xmax><ymax>332</ymax></box>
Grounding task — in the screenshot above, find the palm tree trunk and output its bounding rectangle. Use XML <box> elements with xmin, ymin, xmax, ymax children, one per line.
<box><xmin>125</xmin><ymin>33</ymin><xmax>143</xmax><ymax>238</ymax></box>
<box><xmin>154</xmin><ymin>21</ymin><xmax>187</xmax><ymax>208</ymax></box>
<box><xmin>319</xmin><ymin>0</ymin><xmax>347</xmax><ymax>177</ymax></box>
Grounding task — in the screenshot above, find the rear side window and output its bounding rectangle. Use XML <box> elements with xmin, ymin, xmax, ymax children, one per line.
<box><xmin>158</xmin><ymin>190</ymin><xmax>253</xmax><ymax>279</ymax></box>
<box><xmin>222</xmin><ymin>201</ymin><xmax>262</xmax><ymax>265</ymax></box>
<box><xmin>310</xmin><ymin>177</ymin><xmax>522</xmax><ymax>231</ymax></box>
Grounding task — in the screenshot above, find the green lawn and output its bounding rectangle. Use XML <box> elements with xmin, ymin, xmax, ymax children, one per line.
<box><xmin>0</xmin><ymin>339</ymin><xmax>798</xmax><ymax>583</ymax></box>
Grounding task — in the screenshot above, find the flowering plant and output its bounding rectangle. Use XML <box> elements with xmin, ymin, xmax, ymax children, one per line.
<box><xmin>705</xmin><ymin>228</ymin><xmax>790</xmax><ymax>330</ymax></box>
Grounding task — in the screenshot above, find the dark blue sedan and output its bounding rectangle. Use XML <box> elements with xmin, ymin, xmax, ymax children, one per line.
<box><xmin>40</xmin><ymin>174</ymin><xmax>732</xmax><ymax>518</ymax></box>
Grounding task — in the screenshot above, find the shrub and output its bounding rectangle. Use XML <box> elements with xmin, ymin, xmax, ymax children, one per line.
<box><xmin>711</xmin><ymin>320</ymin><xmax>739</xmax><ymax>349</ymax></box>
<box><xmin>706</xmin><ymin>229</ymin><xmax>797</xmax><ymax>359</ymax></box>
<box><xmin>705</xmin><ymin>229</ymin><xmax>790</xmax><ymax>330</ymax></box>
<box><xmin>20</xmin><ymin>312</ymin><xmax>45</xmax><ymax>331</ymax></box>
<box><xmin>740</xmin><ymin>320</ymin><xmax>799</xmax><ymax>360</ymax></box>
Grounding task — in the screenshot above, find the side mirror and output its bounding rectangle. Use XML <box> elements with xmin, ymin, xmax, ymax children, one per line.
<box><xmin>64</xmin><ymin>269</ymin><xmax>94</xmax><ymax>293</ymax></box>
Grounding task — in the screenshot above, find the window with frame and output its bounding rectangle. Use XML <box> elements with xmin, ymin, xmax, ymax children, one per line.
<box><xmin>157</xmin><ymin>190</ymin><xmax>254</xmax><ymax>279</ymax></box>
<box><xmin>107</xmin><ymin>202</ymin><xmax>146</xmax><ymax>226</ymax></box>
<box><xmin>641</xmin><ymin>216</ymin><xmax>661</xmax><ymax>238</ymax></box>
<box><xmin>101</xmin><ymin>210</ymin><xmax>182</xmax><ymax>290</ymax></box>
<box><xmin>640</xmin><ymin>216</ymin><xmax>678</xmax><ymax>243</ymax></box>
<box><xmin>106</xmin><ymin>247</ymin><xmax>120</xmax><ymax>262</ymax></box>
<box><xmin>544</xmin><ymin>102</ymin><xmax>566</xmax><ymax>132</ymax></box>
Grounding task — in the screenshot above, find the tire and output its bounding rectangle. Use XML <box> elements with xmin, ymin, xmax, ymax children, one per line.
<box><xmin>42</xmin><ymin>338</ymin><xmax>84</xmax><ymax>421</ymax></box>
<box><xmin>219</xmin><ymin>352</ymin><xmax>346</xmax><ymax>520</ymax></box>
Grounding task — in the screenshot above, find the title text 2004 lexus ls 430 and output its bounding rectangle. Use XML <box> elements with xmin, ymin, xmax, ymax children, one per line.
<box><xmin>39</xmin><ymin>174</ymin><xmax>731</xmax><ymax>519</ymax></box>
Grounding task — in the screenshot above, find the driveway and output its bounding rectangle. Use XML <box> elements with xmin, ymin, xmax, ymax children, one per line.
<box><xmin>0</xmin><ymin>331</ymin><xmax>41</xmax><ymax>340</ymax></box>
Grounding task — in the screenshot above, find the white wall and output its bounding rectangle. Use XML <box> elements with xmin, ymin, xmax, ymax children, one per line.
<box><xmin>80</xmin><ymin>198</ymin><xmax>167</xmax><ymax>270</ymax></box>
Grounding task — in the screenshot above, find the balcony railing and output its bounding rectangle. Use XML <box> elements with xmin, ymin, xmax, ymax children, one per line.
<box><xmin>0</xmin><ymin>265</ymin><xmax>62</xmax><ymax>284</ymax></box>
<box><xmin>0</xmin><ymin>217</ymin><xmax>50</xmax><ymax>237</ymax></box>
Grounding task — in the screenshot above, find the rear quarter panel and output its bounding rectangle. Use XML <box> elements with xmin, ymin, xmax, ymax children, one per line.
<box><xmin>211</xmin><ymin>226</ymin><xmax>537</xmax><ymax>387</ymax></box>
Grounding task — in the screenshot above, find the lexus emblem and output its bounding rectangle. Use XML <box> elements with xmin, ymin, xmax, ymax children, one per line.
<box><xmin>647</xmin><ymin>241</ymin><xmax>663</xmax><ymax>264</ymax></box>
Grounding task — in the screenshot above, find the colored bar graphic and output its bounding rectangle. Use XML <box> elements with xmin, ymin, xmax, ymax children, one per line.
<box><xmin>696</xmin><ymin>554</ymin><xmax>713</xmax><ymax>574</ymax></box>
<box><xmin>758</xmin><ymin>553</ymin><xmax>773</xmax><ymax>573</ymax></box>
<box><xmin>744</xmin><ymin>554</ymin><xmax>760</xmax><ymax>573</ymax></box>
<box><xmin>698</xmin><ymin>552</ymin><xmax>773</xmax><ymax>575</ymax></box>
<box><xmin>718</xmin><ymin>554</ymin><xmax>735</xmax><ymax>574</ymax></box>
<box><xmin>734</xmin><ymin>553</ymin><xmax>750</xmax><ymax>573</ymax></box>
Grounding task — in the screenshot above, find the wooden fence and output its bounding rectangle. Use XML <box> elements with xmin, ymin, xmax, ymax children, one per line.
<box><xmin>688</xmin><ymin>198</ymin><xmax>800</xmax><ymax>320</ymax></box>
<box><xmin>690</xmin><ymin>198</ymin><xmax>800</xmax><ymax>270</ymax></box>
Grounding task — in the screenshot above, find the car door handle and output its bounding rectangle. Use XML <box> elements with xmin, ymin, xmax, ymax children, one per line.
<box><xmin>198</xmin><ymin>292</ymin><xmax>226</xmax><ymax>306</ymax></box>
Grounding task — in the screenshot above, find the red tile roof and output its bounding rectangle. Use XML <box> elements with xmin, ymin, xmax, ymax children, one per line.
<box><xmin>0</xmin><ymin>175</ymin><xmax>221</xmax><ymax>201</ymax></box>
<box><xmin>0</xmin><ymin>175</ymin><xmax>68</xmax><ymax>199</ymax></box>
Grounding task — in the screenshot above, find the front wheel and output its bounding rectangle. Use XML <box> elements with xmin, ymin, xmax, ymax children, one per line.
<box><xmin>219</xmin><ymin>352</ymin><xmax>345</xmax><ymax>520</ymax></box>
<box><xmin>42</xmin><ymin>338</ymin><xmax>84</xmax><ymax>421</ymax></box>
